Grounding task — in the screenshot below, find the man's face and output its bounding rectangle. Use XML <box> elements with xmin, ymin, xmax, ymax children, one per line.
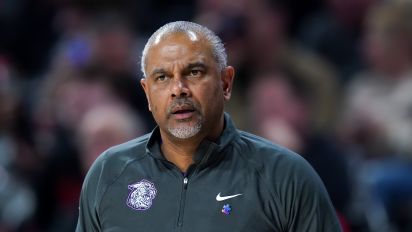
<box><xmin>141</xmin><ymin>32</ymin><xmax>233</xmax><ymax>140</ymax></box>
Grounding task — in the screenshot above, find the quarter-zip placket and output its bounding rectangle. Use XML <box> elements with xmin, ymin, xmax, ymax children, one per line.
<box><xmin>174</xmin><ymin>143</ymin><xmax>216</xmax><ymax>230</ymax></box>
<box><xmin>177</xmin><ymin>175</ymin><xmax>189</xmax><ymax>229</ymax></box>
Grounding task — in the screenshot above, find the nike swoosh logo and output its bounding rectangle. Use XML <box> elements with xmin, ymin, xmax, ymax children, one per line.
<box><xmin>216</xmin><ymin>192</ymin><xmax>243</xmax><ymax>201</ymax></box>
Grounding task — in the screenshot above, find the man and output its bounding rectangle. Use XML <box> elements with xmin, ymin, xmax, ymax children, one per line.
<box><xmin>76</xmin><ymin>21</ymin><xmax>342</xmax><ymax>231</ymax></box>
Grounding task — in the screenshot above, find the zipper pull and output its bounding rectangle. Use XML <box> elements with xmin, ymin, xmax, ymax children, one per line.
<box><xmin>183</xmin><ymin>177</ymin><xmax>188</xmax><ymax>189</ymax></box>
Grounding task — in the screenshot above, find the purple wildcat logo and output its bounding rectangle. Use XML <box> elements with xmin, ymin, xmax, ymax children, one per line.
<box><xmin>126</xmin><ymin>179</ymin><xmax>157</xmax><ymax>210</ymax></box>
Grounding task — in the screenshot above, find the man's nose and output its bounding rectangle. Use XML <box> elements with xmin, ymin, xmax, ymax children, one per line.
<box><xmin>171</xmin><ymin>76</ymin><xmax>190</xmax><ymax>98</ymax></box>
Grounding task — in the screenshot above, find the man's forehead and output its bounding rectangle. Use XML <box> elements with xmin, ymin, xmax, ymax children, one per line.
<box><xmin>144</xmin><ymin>31</ymin><xmax>215</xmax><ymax>76</ymax></box>
<box><xmin>149</xmin><ymin>31</ymin><xmax>213</xmax><ymax>55</ymax></box>
<box><xmin>147</xmin><ymin>32</ymin><xmax>211</xmax><ymax>61</ymax></box>
<box><xmin>154</xmin><ymin>30</ymin><xmax>201</xmax><ymax>45</ymax></box>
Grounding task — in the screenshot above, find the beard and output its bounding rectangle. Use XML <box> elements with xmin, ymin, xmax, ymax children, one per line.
<box><xmin>166</xmin><ymin>98</ymin><xmax>202</xmax><ymax>139</ymax></box>
<box><xmin>167</xmin><ymin>119</ymin><xmax>202</xmax><ymax>139</ymax></box>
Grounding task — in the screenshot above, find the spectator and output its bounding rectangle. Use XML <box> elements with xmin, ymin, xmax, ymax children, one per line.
<box><xmin>247</xmin><ymin>69</ymin><xmax>352</xmax><ymax>225</ymax></box>
<box><xmin>340</xmin><ymin>1</ymin><xmax>412</xmax><ymax>231</ymax></box>
<box><xmin>297</xmin><ymin>0</ymin><xmax>377</xmax><ymax>82</ymax></box>
<box><xmin>77</xmin><ymin>103</ymin><xmax>146</xmax><ymax>173</ymax></box>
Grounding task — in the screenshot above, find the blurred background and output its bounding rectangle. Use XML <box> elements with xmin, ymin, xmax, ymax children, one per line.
<box><xmin>1</xmin><ymin>0</ymin><xmax>412</xmax><ymax>231</ymax></box>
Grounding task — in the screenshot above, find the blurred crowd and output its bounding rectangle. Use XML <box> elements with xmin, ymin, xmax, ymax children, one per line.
<box><xmin>1</xmin><ymin>0</ymin><xmax>412</xmax><ymax>231</ymax></box>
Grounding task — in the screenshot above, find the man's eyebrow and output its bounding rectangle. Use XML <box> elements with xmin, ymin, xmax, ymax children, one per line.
<box><xmin>187</xmin><ymin>62</ymin><xmax>208</xmax><ymax>70</ymax></box>
<box><xmin>150</xmin><ymin>68</ymin><xmax>166</xmax><ymax>76</ymax></box>
<box><xmin>149</xmin><ymin>63</ymin><xmax>207</xmax><ymax>76</ymax></box>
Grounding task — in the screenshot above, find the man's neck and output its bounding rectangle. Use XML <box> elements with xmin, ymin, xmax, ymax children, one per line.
<box><xmin>160</xmin><ymin>134</ymin><xmax>203</xmax><ymax>172</ymax></box>
<box><xmin>159</xmin><ymin>115</ymin><xmax>225</xmax><ymax>172</ymax></box>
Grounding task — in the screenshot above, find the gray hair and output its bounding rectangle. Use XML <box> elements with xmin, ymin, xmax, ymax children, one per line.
<box><xmin>140</xmin><ymin>21</ymin><xmax>227</xmax><ymax>77</ymax></box>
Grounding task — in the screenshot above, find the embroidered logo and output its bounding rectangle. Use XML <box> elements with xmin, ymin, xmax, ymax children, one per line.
<box><xmin>126</xmin><ymin>179</ymin><xmax>157</xmax><ymax>210</ymax></box>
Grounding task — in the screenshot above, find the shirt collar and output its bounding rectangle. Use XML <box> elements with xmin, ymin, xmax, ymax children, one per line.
<box><xmin>145</xmin><ymin>112</ymin><xmax>239</xmax><ymax>169</ymax></box>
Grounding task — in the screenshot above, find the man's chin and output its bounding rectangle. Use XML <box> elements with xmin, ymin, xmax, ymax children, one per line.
<box><xmin>168</xmin><ymin>125</ymin><xmax>202</xmax><ymax>139</ymax></box>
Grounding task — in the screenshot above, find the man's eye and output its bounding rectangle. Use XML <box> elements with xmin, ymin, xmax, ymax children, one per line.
<box><xmin>155</xmin><ymin>75</ymin><xmax>168</xmax><ymax>82</ymax></box>
<box><xmin>189</xmin><ymin>70</ymin><xmax>201</xmax><ymax>77</ymax></box>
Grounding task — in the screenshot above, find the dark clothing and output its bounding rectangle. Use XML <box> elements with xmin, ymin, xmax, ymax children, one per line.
<box><xmin>302</xmin><ymin>135</ymin><xmax>352</xmax><ymax>213</ymax></box>
<box><xmin>76</xmin><ymin>114</ymin><xmax>341</xmax><ymax>232</ymax></box>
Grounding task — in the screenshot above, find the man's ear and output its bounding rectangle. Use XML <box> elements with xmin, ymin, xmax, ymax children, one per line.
<box><xmin>221</xmin><ymin>66</ymin><xmax>235</xmax><ymax>101</ymax></box>
<box><xmin>140</xmin><ymin>78</ymin><xmax>152</xmax><ymax>111</ymax></box>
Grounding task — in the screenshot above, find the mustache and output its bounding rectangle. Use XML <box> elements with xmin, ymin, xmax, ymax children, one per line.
<box><xmin>166</xmin><ymin>98</ymin><xmax>199</xmax><ymax>116</ymax></box>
